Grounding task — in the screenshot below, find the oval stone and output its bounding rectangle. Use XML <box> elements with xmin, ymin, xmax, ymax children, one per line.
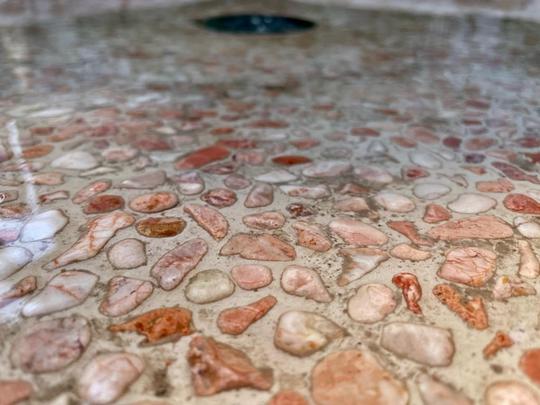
<box><xmin>448</xmin><ymin>193</ymin><xmax>496</xmax><ymax>214</ymax></box>
<box><xmin>84</xmin><ymin>195</ymin><xmax>125</xmax><ymax>214</ymax></box>
<box><xmin>231</xmin><ymin>264</ymin><xmax>273</xmax><ymax>290</ymax></box>
<box><xmin>201</xmin><ymin>188</ymin><xmax>237</xmax><ymax>208</ymax></box>
<box><xmin>11</xmin><ymin>316</ymin><xmax>91</xmax><ymax>373</ymax></box>
<box><xmin>185</xmin><ymin>269</ymin><xmax>235</xmax><ymax>304</ymax></box>
<box><xmin>107</xmin><ymin>238</ymin><xmax>147</xmax><ymax>269</ymax></box>
<box><xmin>135</xmin><ymin>217</ymin><xmax>186</xmax><ymax>238</ymax></box>
<box><xmin>129</xmin><ymin>192</ymin><xmax>178</xmax><ymax>213</ymax></box>
<box><xmin>348</xmin><ymin>283</ymin><xmax>396</xmax><ymax>323</ymax></box>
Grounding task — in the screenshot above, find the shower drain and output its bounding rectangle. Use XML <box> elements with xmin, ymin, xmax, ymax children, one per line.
<box><xmin>197</xmin><ymin>14</ymin><xmax>316</xmax><ymax>34</ymax></box>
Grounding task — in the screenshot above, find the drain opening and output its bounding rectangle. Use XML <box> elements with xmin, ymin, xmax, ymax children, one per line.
<box><xmin>197</xmin><ymin>14</ymin><xmax>316</xmax><ymax>34</ymax></box>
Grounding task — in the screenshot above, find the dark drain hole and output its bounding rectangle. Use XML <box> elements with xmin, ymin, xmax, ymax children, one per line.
<box><xmin>197</xmin><ymin>14</ymin><xmax>316</xmax><ymax>34</ymax></box>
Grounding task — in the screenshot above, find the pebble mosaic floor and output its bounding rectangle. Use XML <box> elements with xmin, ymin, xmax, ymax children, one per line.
<box><xmin>1</xmin><ymin>1</ymin><xmax>540</xmax><ymax>404</ymax></box>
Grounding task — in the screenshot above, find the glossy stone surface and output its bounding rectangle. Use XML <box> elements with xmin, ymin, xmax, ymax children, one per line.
<box><xmin>78</xmin><ymin>352</ymin><xmax>144</xmax><ymax>404</ymax></box>
<box><xmin>22</xmin><ymin>270</ymin><xmax>98</xmax><ymax>317</ymax></box>
<box><xmin>274</xmin><ymin>311</ymin><xmax>346</xmax><ymax>357</ymax></box>
<box><xmin>1</xmin><ymin>2</ymin><xmax>540</xmax><ymax>403</ymax></box>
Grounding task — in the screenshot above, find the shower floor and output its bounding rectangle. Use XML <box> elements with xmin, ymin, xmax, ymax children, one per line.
<box><xmin>1</xmin><ymin>0</ymin><xmax>540</xmax><ymax>404</ymax></box>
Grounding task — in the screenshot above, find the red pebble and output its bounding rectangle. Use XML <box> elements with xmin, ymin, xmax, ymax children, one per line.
<box><xmin>272</xmin><ymin>155</ymin><xmax>312</xmax><ymax>166</ymax></box>
<box><xmin>175</xmin><ymin>145</ymin><xmax>230</xmax><ymax>170</ymax></box>
<box><xmin>392</xmin><ymin>272</ymin><xmax>422</xmax><ymax>314</ymax></box>
<box><xmin>503</xmin><ymin>194</ymin><xmax>540</xmax><ymax>214</ymax></box>
<box><xmin>84</xmin><ymin>195</ymin><xmax>125</xmax><ymax>214</ymax></box>
<box><xmin>443</xmin><ymin>136</ymin><xmax>462</xmax><ymax>149</ymax></box>
<box><xmin>520</xmin><ymin>349</ymin><xmax>540</xmax><ymax>385</ymax></box>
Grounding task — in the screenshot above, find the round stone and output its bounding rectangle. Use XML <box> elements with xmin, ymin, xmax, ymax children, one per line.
<box><xmin>231</xmin><ymin>264</ymin><xmax>273</xmax><ymax>290</ymax></box>
<box><xmin>448</xmin><ymin>193</ymin><xmax>496</xmax><ymax>214</ymax></box>
<box><xmin>107</xmin><ymin>239</ymin><xmax>147</xmax><ymax>269</ymax></box>
<box><xmin>129</xmin><ymin>192</ymin><xmax>178</xmax><ymax>213</ymax></box>
<box><xmin>374</xmin><ymin>192</ymin><xmax>415</xmax><ymax>213</ymax></box>
<box><xmin>347</xmin><ymin>283</ymin><xmax>396</xmax><ymax>323</ymax></box>
<box><xmin>185</xmin><ymin>269</ymin><xmax>235</xmax><ymax>304</ymax></box>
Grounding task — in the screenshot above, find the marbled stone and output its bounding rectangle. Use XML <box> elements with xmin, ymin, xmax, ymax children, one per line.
<box><xmin>221</xmin><ymin>233</ymin><xmax>296</xmax><ymax>261</ymax></box>
<box><xmin>22</xmin><ymin>270</ymin><xmax>97</xmax><ymax>317</ymax></box>
<box><xmin>20</xmin><ymin>209</ymin><xmax>68</xmax><ymax>242</ymax></box>
<box><xmin>99</xmin><ymin>276</ymin><xmax>153</xmax><ymax>317</ymax></box>
<box><xmin>230</xmin><ymin>264</ymin><xmax>273</xmax><ymax>290</ymax></box>
<box><xmin>274</xmin><ymin>311</ymin><xmax>346</xmax><ymax>357</ymax></box>
<box><xmin>45</xmin><ymin>211</ymin><xmax>135</xmax><ymax>269</ymax></box>
<box><xmin>280</xmin><ymin>265</ymin><xmax>331</xmax><ymax>303</ymax></box>
<box><xmin>347</xmin><ymin>283</ymin><xmax>396</xmax><ymax>323</ymax></box>
<box><xmin>11</xmin><ymin>316</ymin><xmax>91</xmax><ymax>373</ymax></box>
<box><xmin>187</xmin><ymin>335</ymin><xmax>273</xmax><ymax>396</ymax></box>
<box><xmin>0</xmin><ymin>247</ymin><xmax>32</xmax><ymax>280</ymax></box>
<box><xmin>107</xmin><ymin>238</ymin><xmax>146</xmax><ymax>269</ymax></box>
<box><xmin>381</xmin><ymin>322</ymin><xmax>454</xmax><ymax>366</ymax></box>
<box><xmin>217</xmin><ymin>295</ymin><xmax>277</xmax><ymax>335</ymax></box>
<box><xmin>78</xmin><ymin>352</ymin><xmax>144</xmax><ymax>404</ymax></box>
<box><xmin>151</xmin><ymin>238</ymin><xmax>208</xmax><ymax>290</ymax></box>
<box><xmin>338</xmin><ymin>247</ymin><xmax>389</xmax><ymax>286</ymax></box>
<box><xmin>438</xmin><ymin>247</ymin><xmax>496</xmax><ymax>287</ymax></box>
<box><xmin>243</xmin><ymin>211</ymin><xmax>285</xmax><ymax>230</ymax></box>
<box><xmin>330</xmin><ymin>218</ymin><xmax>388</xmax><ymax>246</ymax></box>
<box><xmin>129</xmin><ymin>192</ymin><xmax>178</xmax><ymax>213</ymax></box>
<box><xmin>184</xmin><ymin>203</ymin><xmax>228</xmax><ymax>240</ymax></box>
<box><xmin>244</xmin><ymin>183</ymin><xmax>274</xmax><ymax>208</ymax></box>
<box><xmin>428</xmin><ymin>215</ymin><xmax>513</xmax><ymax>240</ymax></box>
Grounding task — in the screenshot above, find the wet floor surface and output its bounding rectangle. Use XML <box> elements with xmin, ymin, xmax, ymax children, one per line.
<box><xmin>1</xmin><ymin>0</ymin><xmax>540</xmax><ymax>403</ymax></box>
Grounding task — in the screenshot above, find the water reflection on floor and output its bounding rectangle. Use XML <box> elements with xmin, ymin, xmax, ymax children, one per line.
<box><xmin>1</xmin><ymin>0</ymin><xmax>540</xmax><ymax>404</ymax></box>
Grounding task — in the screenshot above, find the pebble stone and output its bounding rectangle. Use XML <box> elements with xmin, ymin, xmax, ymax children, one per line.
<box><xmin>185</xmin><ymin>269</ymin><xmax>235</xmax><ymax>304</ymax></box>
